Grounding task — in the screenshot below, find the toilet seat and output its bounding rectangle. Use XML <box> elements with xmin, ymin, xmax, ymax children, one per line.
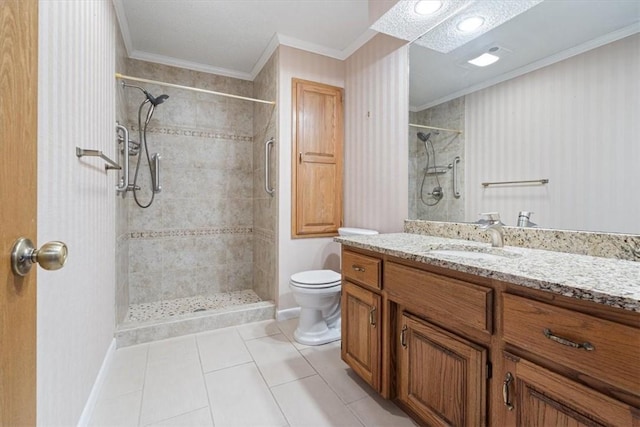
<box><xmin>290</xmin><ymin>270</ymin><xmax>341</xmax><ymax>289</ymax></box>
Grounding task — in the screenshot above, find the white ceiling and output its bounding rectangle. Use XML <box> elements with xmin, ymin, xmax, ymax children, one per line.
<box><xmin>114</xmin><ymin>0</ymin><xmax>640</xmax><ymax>107</ymax></box>
<box><xmin>114</xmin><ymin>0</ymin><xmax>376</xmax><ymax>80</ymax></box>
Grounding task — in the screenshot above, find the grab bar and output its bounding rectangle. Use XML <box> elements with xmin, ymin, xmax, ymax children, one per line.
<box><xmin>115</xmin><ymin>122</ymin><xmax>129</xmax><ymax>193</ymax></box>
<box><xmin>453</xmin><ymin>156</ymin><xmax>461</xmax><ymax>198</ymax></box>
<box><xmin>76</xmin><ymin>147</ymin><xmax>121</xmax><ymax>170</ymax></box>
<box><xmin>264</xmin><ymin>137</ymin><xmax>275</xmax><ymax>196</ymax></box>
<box><xmin>482</xmin><ymin>179</ymin><xmax>549</xmax><ymax>187</ymax></box>
<box><xmin>152</xmin><ymin>153</ymin><xmax>161</xmax><ymax>193</ymax></box>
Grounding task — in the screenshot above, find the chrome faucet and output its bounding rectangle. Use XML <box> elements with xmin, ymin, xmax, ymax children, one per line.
<box><xmin>479</xmin><ymin>212</ymin><xmax>504</xmax><ymax>248</ymax></box>
<box><xmin>517</xmin><ymin>211</ymin><xmax>537</xmax><ymax>228</ymax></box>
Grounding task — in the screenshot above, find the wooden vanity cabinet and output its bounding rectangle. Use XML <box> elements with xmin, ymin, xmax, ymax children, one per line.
<box><xmin>501</xmin><ymin>353</ymin><xmax>638</xmax><ymax>426</ymax></box>
<box><xmin>341</xmin><ymin>280</ymin><xmax>381</xmax><ymax>391</ymax></box>
<box><xmin>398</xmin><ymin>313</ymin><xmax>488</xmax><ymax>426</ymax></box>
<box><xmin>500</xmin><ymin>292</ymin><xmax>640</xmax><ymax>426</ymax></box>
<box><xmin>339</xmin><ymin>244</ymin><xmax>640</xmax><ymax>427</ymax></box>
<box><xmin>341</xmin><ymin>249</ymin><xmax>383</xmax><ymax>392</ymax></box>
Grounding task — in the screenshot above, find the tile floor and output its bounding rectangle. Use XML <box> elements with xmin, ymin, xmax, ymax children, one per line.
<box><xmin>90</xmin><ymin>319</ymin><xmax>418</xmax><ymax>427</ymax></box>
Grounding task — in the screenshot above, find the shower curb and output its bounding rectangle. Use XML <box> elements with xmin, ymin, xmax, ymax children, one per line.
<box><xmin>115</xmin><ymin>301</ymin><xmax>275</xmax><ymax>347</ymax></box>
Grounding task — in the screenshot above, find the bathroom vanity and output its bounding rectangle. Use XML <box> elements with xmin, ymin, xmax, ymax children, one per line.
<box><xmin>337</xmin><ymin>232</ymin><xmax>640</xmax><ymax>426</ymax></box>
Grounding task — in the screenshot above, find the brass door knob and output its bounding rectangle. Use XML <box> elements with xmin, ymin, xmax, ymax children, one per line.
<box><xmin>11</xmin><ymin>238</ymin><xmax>68</xmax><ymax>276</ymax></box>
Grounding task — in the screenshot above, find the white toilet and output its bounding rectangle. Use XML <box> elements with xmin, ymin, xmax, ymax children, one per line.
<box><xmin>289</xmin><ymin>227</ymin><xmax>378</xmax><ymax>345</ymax></box>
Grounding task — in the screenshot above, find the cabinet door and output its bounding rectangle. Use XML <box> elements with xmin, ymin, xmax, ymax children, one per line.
<box><xmin>291</xmin><ymin>78</ymin><xmax>343</xmax><ymax>238</ymax></box>
<box><xmin>341</xmin><ymin>281</ymin><xmax>381</xmax><ymax>391</ymax></box>
<box><xmin>501</xmin><ymin>355</ymin><xmax>637</xmax><ymax>427</ymax></box>
<box><xmin>398</xmin><ymin>313</ymin><xmax>487</xmax><ymax>427</ymax></box>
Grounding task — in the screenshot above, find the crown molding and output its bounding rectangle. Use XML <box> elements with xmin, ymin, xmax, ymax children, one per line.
<box><xmin>411</xmin><ymin>23</ymin><xmax>640</xmax><ymax>112</ymax></box>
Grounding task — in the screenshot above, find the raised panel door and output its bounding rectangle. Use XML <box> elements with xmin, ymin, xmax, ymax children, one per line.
<box><xmin>341</xmin><ymin>281</ymin><xmax>381</xmax><ymax>391</ymax></box>
<box><xmin>398</xmin><ymin>313</ymin><xmax>487</xmax><ymax>427</ymax></box>
<box><xmin>291</xmin><ymin>78</ymin><xmax>343</xmax><ymax>237</ymax></box>
<box><xmin>502</xmin><ymin>355</ymin><xmax>638</xmax><ymax>427</ymax></box>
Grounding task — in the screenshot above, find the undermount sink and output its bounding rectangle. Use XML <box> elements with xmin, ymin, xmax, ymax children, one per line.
<box><xmin>427</xmin><ymin>246</ymin><xmax>522</xmax><ymax>261</ymax></box>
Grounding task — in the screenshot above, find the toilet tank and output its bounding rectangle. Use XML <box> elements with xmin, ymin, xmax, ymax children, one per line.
<box><xmin>338</xmin><ymin>227</ymin><xmax>378</xmax><ymax>236</ymax></box>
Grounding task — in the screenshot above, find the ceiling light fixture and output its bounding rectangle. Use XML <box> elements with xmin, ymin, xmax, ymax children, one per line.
<box><xmin>414</xmin><ymin>0</ymin><xmax>443</xmax><ymax>16</ymax></box>
<box><xmin>468</xmin><ymin>52</ymin><xmax>500</xmax><ymax>67</ymax></box>
<box><xmin>412</xmin><ymin>0</ymin><xmax>543</xmax><ymax>53</ymax></box>
<box><xmin>457</xmin><ymin>16</ymin><xmax>484</xmax><ymax>32</ymax></box>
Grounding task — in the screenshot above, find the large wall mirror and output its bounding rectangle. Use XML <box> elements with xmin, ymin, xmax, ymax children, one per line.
<box><xmin>408</xmin><ymin>1</ymin><xmax>639</xmax><ymax>234</ymax></box>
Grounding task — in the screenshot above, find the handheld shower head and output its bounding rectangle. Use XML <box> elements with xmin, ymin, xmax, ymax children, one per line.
<box><xmin>147</xmin><ymin>93</ymin><xmax>169</xmax><ymax>106</ymax></box>
<box><xmin>121</xmin><ymin>81</ymin><xmax>169</xmax><ymax>106</ymax></box>
<box><xmin>417</xmin><ymin>131</ymin><xmax>431</xmax><ymax>142</ymax></box>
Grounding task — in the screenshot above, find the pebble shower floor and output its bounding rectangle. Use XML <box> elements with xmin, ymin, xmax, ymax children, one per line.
<box><xmin>126</xmin><ymin>290</ymin><xmax>262</xmax><ymax>323</ymax></box>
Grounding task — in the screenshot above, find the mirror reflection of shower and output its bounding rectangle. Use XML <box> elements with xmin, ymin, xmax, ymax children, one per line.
<box><xmin>122</xmin><ymin>81</ymin><xmax>169</xmax><ymax>208</ymax></box>
<box><xmin>417</xmin><ymin>131</ymin><xmax>443</xmax><ymax>206</ymax></box>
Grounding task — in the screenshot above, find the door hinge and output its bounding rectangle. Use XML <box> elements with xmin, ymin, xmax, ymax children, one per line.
<box><xmin>487</xmin><ymin>362</ymin><xmax>492</xmax><ymax>379</ymax></box>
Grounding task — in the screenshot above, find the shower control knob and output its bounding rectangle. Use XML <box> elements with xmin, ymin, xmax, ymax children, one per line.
<box><xmin>11</xmin><ymin>238</ymin><xmax>68</xmax><ymax>276</ymax></box>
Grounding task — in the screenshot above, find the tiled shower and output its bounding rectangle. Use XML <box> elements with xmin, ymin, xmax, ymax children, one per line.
<box><xmin>115</xmin><ymin>46</ymin><xmax>278</xmax><ymax>344</ymax></box>
<box><xmin>409</xmin><ymin>97</ymin><xmax>465</xmax><ymax>222</ymax></box>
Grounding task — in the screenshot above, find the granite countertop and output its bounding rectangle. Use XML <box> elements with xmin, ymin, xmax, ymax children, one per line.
<box><xmin>335</xmin><ymin>233</ymin><xmax>640</xmax><ymax>312</ymax></box>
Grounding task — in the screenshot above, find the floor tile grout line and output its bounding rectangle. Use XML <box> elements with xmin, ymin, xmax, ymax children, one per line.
<box><xmin>144</xmin><ymin>406</ymin><xmax>211</xmax><ymax>427</ymax></box>
<box><xmin>136</xmin><ymin>344</ymin><xmax>151</xmax><ymax>427</ymax></box>
<box><xmin>194</xmin><ymin>332</ymin><xmax>217</xmax><ymax>425</ymax></box>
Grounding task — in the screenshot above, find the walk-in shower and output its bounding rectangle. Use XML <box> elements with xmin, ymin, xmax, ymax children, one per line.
<box><xmin>114</xmin><ymin>61</ymin><xmax>277</xmax><ymax>346</ymax></box>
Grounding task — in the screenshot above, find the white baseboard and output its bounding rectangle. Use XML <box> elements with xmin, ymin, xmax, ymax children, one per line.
<box><xmin>276</xmin><ymin>306</ymin><xmax>300</xmax><ymax>321</ymax></box>
<box><xmin>77</xmin><ymin>338</ymin><xmax>116</xmax><ymax>427</ymax></box>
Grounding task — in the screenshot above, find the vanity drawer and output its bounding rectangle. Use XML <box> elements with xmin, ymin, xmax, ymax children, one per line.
<box><xmin>384</xmin><ymin>262</ymin><xmax>493</xmax><ymax>334</ymax></box>
<box><xmin>342</xmin><ymin>250</ymin><xmax>381</xmax><ymax>290</ymax></box>
<box><xmin>502</xmin><ymin>293</ymin><xmax>640</xmax><ymax>396</ymax></box>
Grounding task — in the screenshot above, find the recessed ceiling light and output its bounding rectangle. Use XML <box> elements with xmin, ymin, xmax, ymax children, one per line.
<box><xmin>457</xmin><ymin>16</ymin><xmax>484</xmax><ymax>32</ymax></box>
<box><xmin>468</xmin><ymin>53</ymin><xmax>500</xmax><ymax>67</ymax></box>
<box><xmin>414</xmin><ymin>0</ymin><xmax>443</xmax><ymax>16</ymax></box>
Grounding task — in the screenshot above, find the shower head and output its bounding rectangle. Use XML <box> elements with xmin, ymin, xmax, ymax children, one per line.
<box><xmin>417</xmin><ymin>131</ymin><xmax>431</xmax><ymax>142</ymax></box>
<box><xmin>122</xmin><ymin>81</ymin><xmax>169</xmax><ymax>106</ymax></box>
<box><xmin>147</xmin><ymin>93</ymin><xmax>169</xmax><ymax>106</ymax></box>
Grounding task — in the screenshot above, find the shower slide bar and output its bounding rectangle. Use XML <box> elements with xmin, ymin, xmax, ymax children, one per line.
<box><xmin>409</xmin><ymin>123</ymin><xmax>463</xmax><ymax>134</ymax></box>
<box><xmin>76</xmin><ymin>147</ymin><xmax>121</xmax><ymax>170</ymax></box>
<box><xmin>481</xmin><ymin>179</ymin><xmax>549</xmax><ymax>187</ymax></box>
<box><xmin>115</xmin><ymin>73</ymin><xmax>276</xmax><ymax>105</ymax></box>
<box><xmin>264</xmin><ymin>137</ymin><xmax>275</xmax><ymax>196</ymax></box>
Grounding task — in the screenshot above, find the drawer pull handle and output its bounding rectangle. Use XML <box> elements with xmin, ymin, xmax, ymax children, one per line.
<box><xmin>503</xmin><ymin>372</ymin><xmax>514</xmax><ymax>411</ymax></box>
<box><xmin>543</xmin><ymin>329</ymin><xmax>595</xmax><ymax>351</ymax></box>
<box><xmin>400</xmin><ymin>325</ymin><xmax>407</xmax><ymax>348</ymax></box>
<box><xmin>369</xmin><ymin>307</ymin><xmax>376</xmax><ymax>327</ymax></box>
<box><xmin>352</xmin><ymin>265</ymin><xmax>365</xmax><ymax>272</ymax></box>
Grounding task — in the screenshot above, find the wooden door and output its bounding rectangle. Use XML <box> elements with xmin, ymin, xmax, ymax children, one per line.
<box><xmin>341</xmin><ymin>281</ymin><xmax>381</xmax><ymax>391</ymax></box>
<box><xmin>501</xmin><ymin>354</ymin><xmax>638</xmax><ymax>427</ymax></box>
<box><xmin>398</xmin><ymin>313</ymin><xmax>487</xmax><ymax>427</ymax></box>
<box><xmin>291</xmin><ymin>78</ymin><xmax>343</xmax><ymax>237</ymax></box>
<box><xmin>0</xmin><ymin>0</ymin><xmax>38</xmax><ymax>424</ymax></box>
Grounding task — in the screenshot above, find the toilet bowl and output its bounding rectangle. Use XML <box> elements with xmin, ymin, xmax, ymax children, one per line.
<box><xmin>289</xmin><ymin>227</ymin><xmax>378</xmax><ymax>346</ymax></box>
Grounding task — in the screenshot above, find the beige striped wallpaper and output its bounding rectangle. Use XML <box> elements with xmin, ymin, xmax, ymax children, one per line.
<box><xmin>38</xmin><ymin>1</ymin><xmax>117</xmax><ymax>424</ymax></box>
<box><xmin>465</xmin><ymin>34</ymin><xmax>639</xmax><ymax>233</ymax></box>
<box><xmin>345</xmin><ymin>34</ymin><xmax>410</xmax><ymax>233</ymax></box>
